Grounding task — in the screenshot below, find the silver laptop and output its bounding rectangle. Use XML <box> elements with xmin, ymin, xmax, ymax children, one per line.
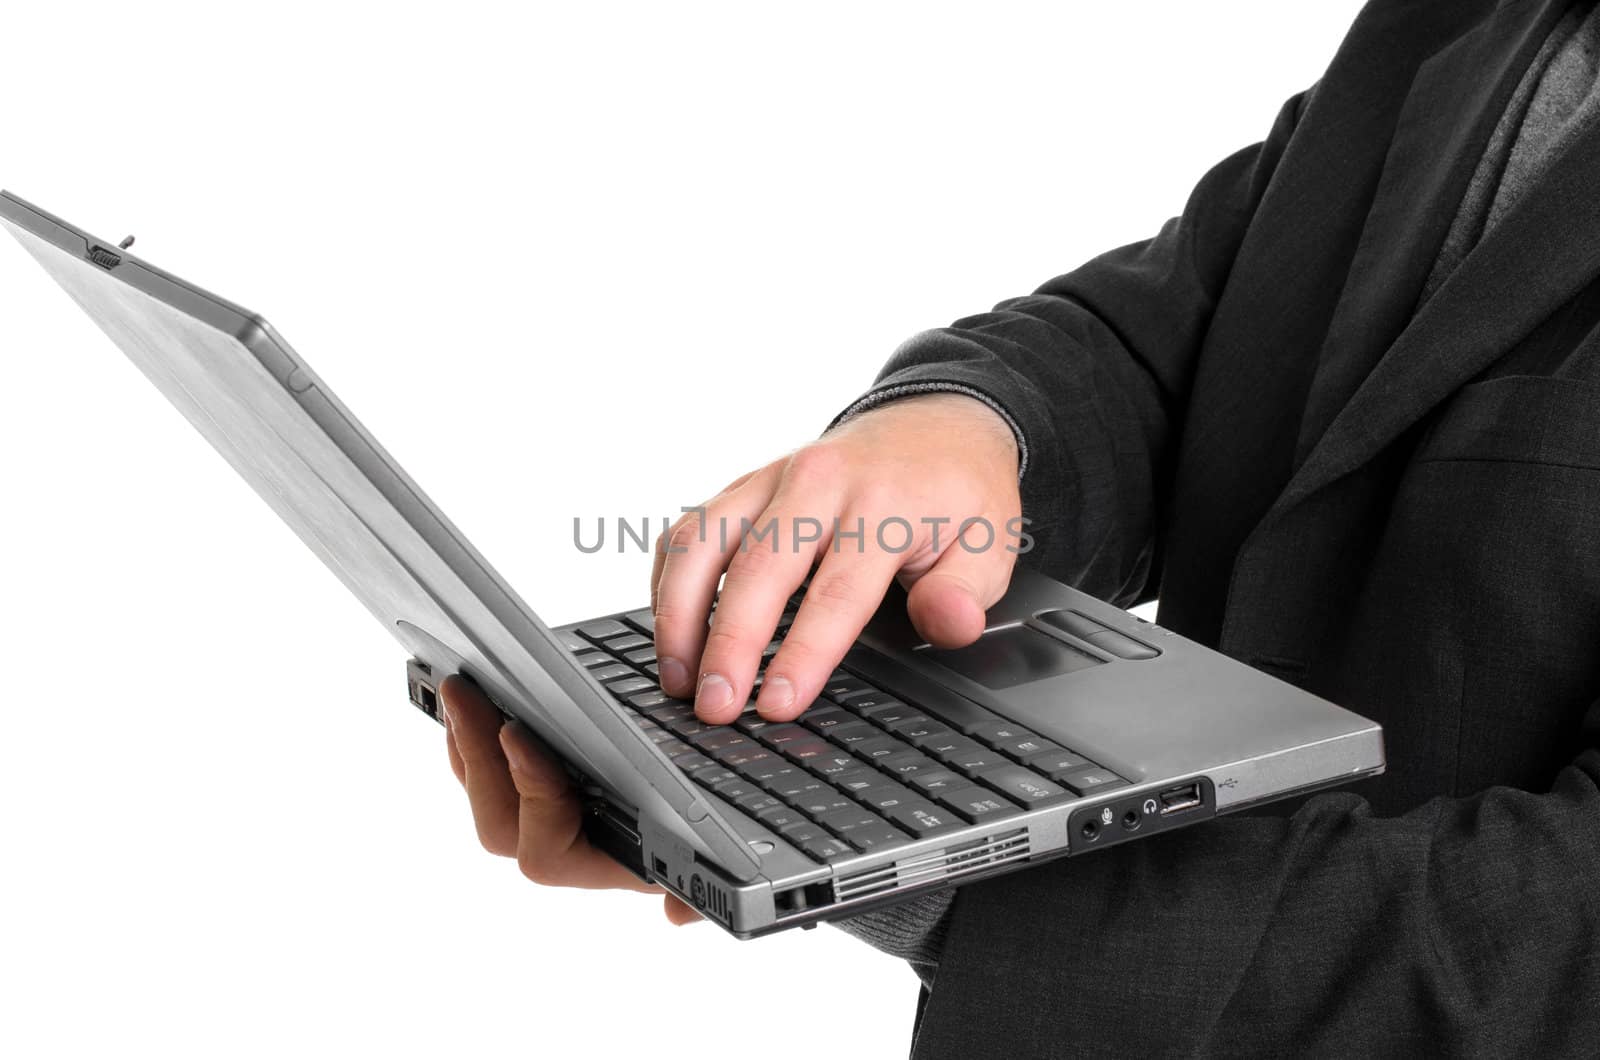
<box><xmin>0</xmin><ymin>191</ymin><xmax>1385</xmax><ymax>938</ymax></box>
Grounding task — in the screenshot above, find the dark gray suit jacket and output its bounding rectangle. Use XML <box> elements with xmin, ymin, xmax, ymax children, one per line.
<box><xmin>862</xmin><ymin>1</ymin><xmax>1600</xmax><ymax>1055</ymax></box>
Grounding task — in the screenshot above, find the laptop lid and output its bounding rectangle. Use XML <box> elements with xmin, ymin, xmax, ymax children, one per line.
<box><xmin>0</xmin><ymin>191</ymin><xmax>762</xmax><ymax>882</ymax></box>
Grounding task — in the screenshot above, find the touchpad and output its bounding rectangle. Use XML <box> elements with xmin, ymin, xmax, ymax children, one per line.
<box><xmin>919</xmin><ymin>623</ymin><xmax>1103</xmax><ymax>690</ymax></box>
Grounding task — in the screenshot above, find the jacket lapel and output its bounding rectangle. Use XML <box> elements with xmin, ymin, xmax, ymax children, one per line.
<box><xmin>1262</xmin><ymin>4</ymin><xmax>1600</xmax><ymax>528</ymax></box>
<box><xmin>1290</xmin><ymin>0</ymin><xmax>1562</xmax><ymax>465</ymax></box>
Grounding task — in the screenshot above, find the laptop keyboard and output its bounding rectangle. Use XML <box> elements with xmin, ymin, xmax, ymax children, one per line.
<box><xmin>556</xmin><ymin>598</ymin><xmax>1128</xmax><ymax>864</ymax></box>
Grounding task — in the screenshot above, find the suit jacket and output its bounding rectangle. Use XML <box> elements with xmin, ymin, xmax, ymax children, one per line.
<box><xmin>859</xmin><ymin>1</ymin><xmax>1600</xmax><ymax>1055</ymax></box>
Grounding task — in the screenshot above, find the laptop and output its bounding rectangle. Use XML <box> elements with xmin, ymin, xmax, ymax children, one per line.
<box><xmin>0</xmin><ymin>191</ymin><xmax>1385</xmax><ymax>938</ymax></box>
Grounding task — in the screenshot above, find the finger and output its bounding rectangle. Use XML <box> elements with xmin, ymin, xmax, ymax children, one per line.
<box><xmin>904</xmin><ymin>519</ymin><xmax>1018</xmax><ymax>648</ymax></box>
<box><xmin>664</xmin><ymin>894</ymin><xmax>702</xmax><ymax>925</ymax></box>
<box><xmin>756</xmin><ymin>537</ymin><xmax>902</xmax><ymax>721</ymax></box>
<box><xmin>653</xmin><ymin>463</ymin><xmax>784</xmax><ymax>698</ymax></box>
<box><xmin>439</xmin><ymin>675</ymin><xmax>519</xmax><ymax>858</ymax></box>
<box><xmin>695</xmin><ymin>457</ymin><xmax>842</xmax><ymax>722</ymax></box>
<box><xmin>445</xmin><ymin>723</ymin><xmax>466</xmax><ymax>786</ymax></box>
<box><xmin>651</xmin><ymin>468</ymin><xmax>763</xmax><ymax>611</ymax></box>
<box><xmin>499</xmin><ymin>721</ymin><xmax>661</xmax><ymax>893</ymax></box>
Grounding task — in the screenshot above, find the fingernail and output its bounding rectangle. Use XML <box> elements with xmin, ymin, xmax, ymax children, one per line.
<box><xmin>659</xmin><ymin>656</ymin><xmax>689</xmax><ymax>694</ymax></box>
<box><xmin>757</xmin><ymin>675</ymin><xmax>795</xmax><ymax>717</ymax></box>
<box><xmin>499</xmin><ymin>723</ymin><xmax>534</xmax><ymax>775</ymax></box>
<box><xmin>696</xmin><ymin>673</ymin><xmax>734</xmax><ymax>715</ymax></box>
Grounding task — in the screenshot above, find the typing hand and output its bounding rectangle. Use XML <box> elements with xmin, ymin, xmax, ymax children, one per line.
<box><xmin>652</xmin><ymin>393</ymin><xmax>1022</xmax><ymax>725</ymax></box>
<box><xmin>439</xmin><ymin>675</ymin><xmax>700</xmax><ymax>924</ymax></box>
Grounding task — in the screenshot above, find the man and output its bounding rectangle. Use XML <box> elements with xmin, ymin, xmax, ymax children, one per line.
<box><xmin>441</xmin><ymin>0</ymin><xmax>1600</xmax><ymax>1054</ymax></box>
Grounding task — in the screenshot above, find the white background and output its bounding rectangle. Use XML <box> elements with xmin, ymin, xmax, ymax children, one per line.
<box><xmin>0</xmin><ymin>3</ymin><xmax>1364</xmax><ymax>1057</ymax></box>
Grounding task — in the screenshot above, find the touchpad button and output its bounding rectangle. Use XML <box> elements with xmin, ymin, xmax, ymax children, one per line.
<box><xmin>919</xmin><ymin>623</ymin><xmax>1103</xmax><ymax>690</ymax></box>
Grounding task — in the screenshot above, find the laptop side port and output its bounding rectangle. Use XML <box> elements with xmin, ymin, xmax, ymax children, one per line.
<box><xmin>1158</xmin><ymin>781</ymin><xmax>1204</xmax><ymax>816</ymax></box>
<box><xmin>406</xmin><ymin>658</ymin><xmax>440</xmax><ymax>721</ymax></box>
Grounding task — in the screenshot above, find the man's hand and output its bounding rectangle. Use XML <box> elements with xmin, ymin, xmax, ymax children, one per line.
<box><xmin>440</xmin><ymin>674</ymin><xmax>700</xmax><ymax>924</ymax></box>
<box><xmin>652</xmin><ymin>393</ymin><xmax>1022</xmax><ymax>725</ymax></box>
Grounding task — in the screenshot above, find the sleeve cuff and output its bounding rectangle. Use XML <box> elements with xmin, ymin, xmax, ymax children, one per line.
<box><xmin>827</xmin><ymin>381</ymin><xmax>1032</xmax><ymax>481</ymax></box>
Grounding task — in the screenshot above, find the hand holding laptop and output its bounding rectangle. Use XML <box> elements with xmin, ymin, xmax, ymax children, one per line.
<box><xmin>440</xmin><ymin>392</ymin><xmax>1021</xmax><ymax>920</ymax></box>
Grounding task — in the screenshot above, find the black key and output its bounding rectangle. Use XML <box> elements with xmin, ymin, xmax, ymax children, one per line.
<box><xmin>855</xmin><ymin>782</ymin><xmax>919</xmax><ymax>812</ymax></box>
<box><xmin>878</xmin><ymin>712</ymin><xmax>933</xmax><ymax>734</ymax></box>
<box><xmin>798</xmin><ymin>835</ymin><xmax>854</xmax><ymax>862</ymax></box>
<box><xmin>721</xmin><ymin>747</ymin><xmax>782</xmax><ymax>771</ymax></box>
<box><xmin>757</xmin><ymin>724</ymin><xmax>810</xmax><ymax>747</ymax></box>
<box><xmin>918</xmin><ymin>697</ymin><xmax>1005</xmax><ymax>735</ymax></box>
<box><xmin>857</xmin><ymin>702</ymin><xmax>922</xmax><ymax>727</ymax></box>
<box><xmin>574</xmin><ymin>650</ymin><xmax>610</xmax><ymax>669</ymax></box>
<box><xmin>644</xmin><ymin>703</ymin><xmax>693</xmax><ymax>724</ymax></box>
<box><xmin>691</xmin><ymin>765</ymin><xmax>737</xmax><ymax>787</ymax></box>
<box><xmin>666</xmin><ymin>715</ymin><xmax>713</xmax><ymax>738</ymax></box>
<box><xmin>913</xmin><ymin>731</ymin><xmax>983</xmax><ymax>758</ymax></box>
<box><xmin>767</xmin><ymin>772</ymin><xmax>827</xmax><ymax>800</ymax></box>
<box><xmin>739</xmin><ymin>755</ymin><xmax>793</xmax><ymax>783</ymax></box>
<box><xmin>884</xmin><ymin>800</ymin><xmax>964</xmax><ymax>837</ymax></box>
<box><xmin>906</xmin><ymin>769</ymin><xmax>966</xmax><ymax>795</ymax></box>
<box><xmin>671</xmin><ymin>752</ymin><xmax>715</xmax><ymax>775</ymax></box>
<box><xmin>821</xmin><ymin>673</ymin><xmax>870</xmax><ymax>700</ymax></box>
<box><xmin>799</xmin><ymin>706</ymin><xmax>853</xmax><ymax>733</ymax></box>
<box><xmin>830</xmin><ymin>768</ymin><xmax>882</xmax><ymax>794</ymax></box>
<box><xmin>761</xmin><ymin>639</ymin><xmax>783</xmax><ymax>658</ymax></box>
<box><xmin>937</xmin><ymin>787</ymin><xmax>1019</xmax><ymax>823</ymax></box>
<box><xmin>834</xmin><ymin>689</ymin><xmax>903</xmax><ymax>712</ymax></box>
<box><xmin>576</xmin><ymin>619</ymin><xmax>630</xmax><ymax>641</ymax></box>
<box><xmin>629</xmin><ymin>690</ymin><xmax>674</xmax><ymax>711</ymax></box>
<box><xmin>1026</xmin><ymin>749</ymin><xmax>1090</xmax><ymax>775</ymax></box>
<box><xmin>888</xmin><ymin>716</ymin><xmax>947</xmax><ymax>741</ymax></box>
<box><xmin>622</xmin><ymin>608</ymin><xmax>655</xmax><ymax>635</ymax></box>
<box><xmin>660</xmin><ymin>740</ymin><xmax>695</xmax><ymax>759</ymax></box>
<box><xmin>646</xmin><ymin>728</ymin><xmax>678</xmax><ymax>746</ymax></box>
<box><xmin>777</xmin><ymin>820</ymin><xmax>831</xmax><ymax>847</ymax></box>
<box><xmin>851</xmin><ymin>736</ymin><xmax>904</xmax><ymax>761</ymax></box>
<box><xmin>633</xmin><ymin>717</ymin><xmax>661</xmax><ymax>732</ymax></box>
<box><xmin>994</xmin><ymin>735</ymin><xmax>1065</xmax><ymax>760</ymax></box>
<box><xmin>816</xmin><ymin>807</ymin><xmax>885</xmax><ymax>834</ymax></box>
<box><xmin>1056</xmin><ymin>766</ymin><xmax>1129</xmax><ymax>796</ymax></box>
<box><xmin>806</xmin><ymin>753</ymin><xmax>866</xmax><ymax>778</ymax></box>
<box><xmin>945</xmin><ymin>746</ymin><xmax>1007</xmax><ymax>778</ymax></box>
<box><xmin>606</xmin><ymin>676</ymin><xmax>656</xmax><ymax>697</ymax></box>
<box><xmin>794</xmin><ymin>790</ymin><xmax>855</xmax><ymax>817</ymax></box>
<box><xmin>755</xmin><ymin>767</ymin><xmax>806</xmax><ymax>795</ymax></box>
<box><xmin>824</xmin><ymin>721</ymin><xmax>880</xmax><ymax>748</ymax></box>
<box><xmin>876</xmin><ymin>751</ymin><xmax>943</xmax><ymax>778</ymax></box>
<box><xmin>645</xmin><ymin>664</ymin><xmax>659</xmax><ymax>678</ymax></box>
<box><xmin>780</xmin><ymin>737</ymin><xmax>837</xmax><ymax>762</ymax></box>
<box><xmin>843</xmin><ymin>822</ymin><xmax>907</xmax><ymax>852</ymax></box>
<box><xmin>589</xmin><ymin>663</ymin><xmax>633</xmax><ymax>683</ymax></box>
<box><xmin>755</xmin><ymin>803</ymin><xmax>808</xmax><ymax>831</ymax></box>
<box><xmin>971</xmin><ymin>720</ymin><xmax>1041</xmax><ymax>750</ymax></box>
<box><xmin>735</xmin><ymin>712</ymin><xmax>773</xmax><ymax>737</ymax></box>
<box><xmin>974</xmin><ymin>764</ymin><xmax>1073</xmax><ymax>807</ymax></box>
<box><xmin>624</xmin><ymin>648</ymin><xmax>657</xmax><ymax>666</ymax></box>
<box><xmin>736</xmin><ymin>791</ymin><xmax>782</xmax><ymax>816</ymax></box>
<box><xmin>712</xmin><ymin>777</ymin><xmax>761</xmax><ymax>802</ymax></box>
<box><xmin>690</xmin><ymin>729</ymin><xmax>753</xmax><ymax>753</ymax></box>
<box><xmin>557</xmin><ymin>630</ymin><xmax>588</xmax><ymax>652</ymax></box>
<box><xmin>604</xmin><ymin>633</ymin><xmax>650</xmax><ymax>653</ymax></box>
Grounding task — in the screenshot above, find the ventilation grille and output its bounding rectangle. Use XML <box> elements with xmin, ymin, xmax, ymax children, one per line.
<box><xmin>833</xmin><ymin>830</ymin><xmax>1031</xmax><ymax>904</ymax></box>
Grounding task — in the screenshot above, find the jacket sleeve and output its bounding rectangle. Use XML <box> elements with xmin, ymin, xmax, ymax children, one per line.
<box><xmin>831</xmin><ymin>88</ymin><xmax>1313</xmax><ymax>608</ymax></box>
<box><xmin>912</xmin><ymin>700</ymin><xmax>1600</xmax><ymax>1057</ymax></box>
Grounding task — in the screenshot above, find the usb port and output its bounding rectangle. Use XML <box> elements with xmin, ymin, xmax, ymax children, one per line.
<box><xmin>1158</xmin><ymin>782</ymin><xmax>1203</xmax><ymax>816</ymax></box>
